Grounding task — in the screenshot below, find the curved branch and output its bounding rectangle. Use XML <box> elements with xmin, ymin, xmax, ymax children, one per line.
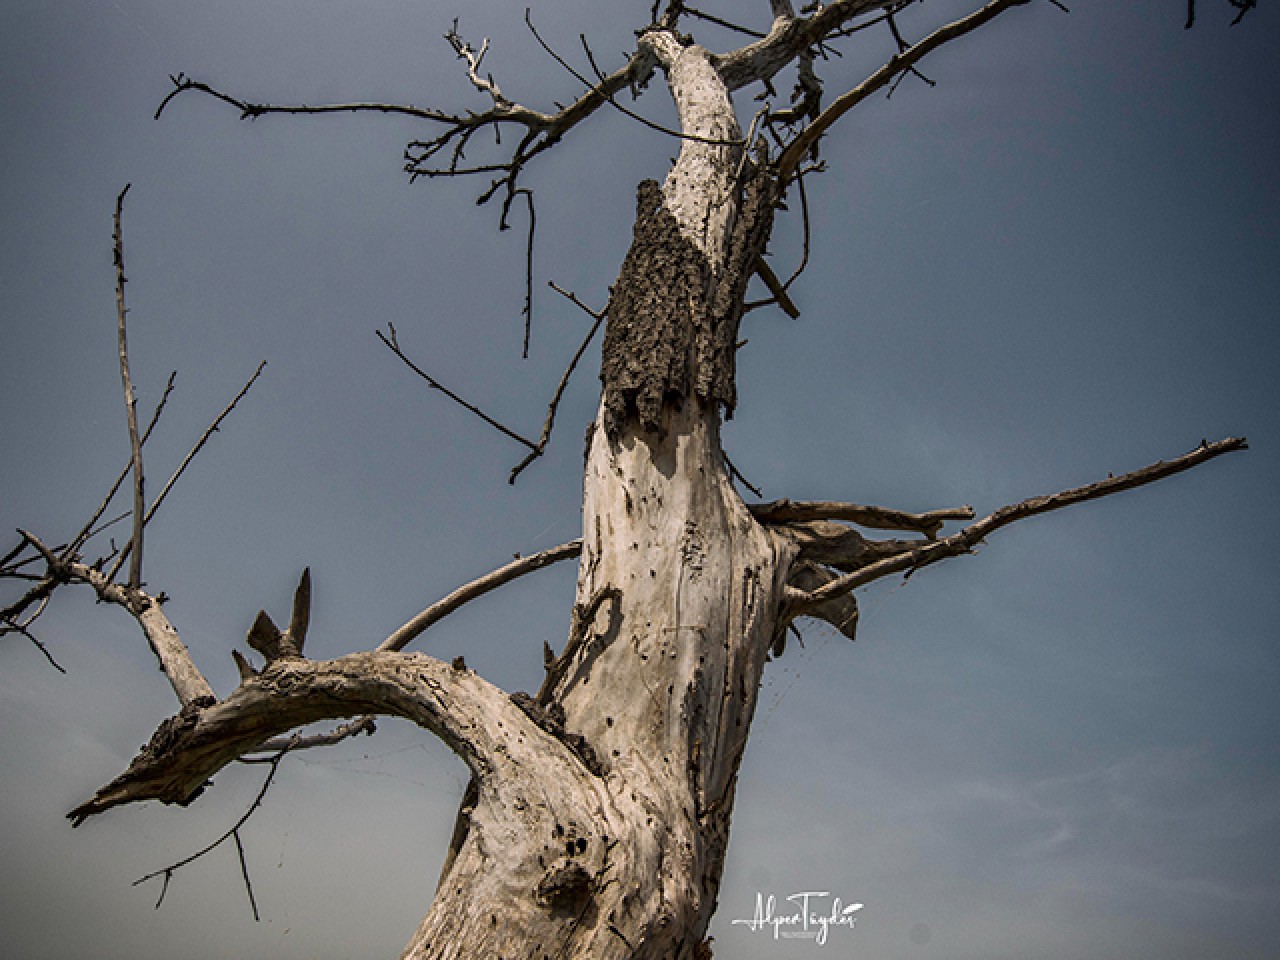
<box><xmin>380</xmin><ymin>539</ymin><xmax>583</xmax><ymax>653</ymax></box>
<box><xmin>68</xmin><ymin>651</ymin><xmax>589</xmax><ymax>824</ymax></box>
<box><xmin>155</xmin><ymin>75</ymin><xmax>474</xmax><ymax>124</ymax></box>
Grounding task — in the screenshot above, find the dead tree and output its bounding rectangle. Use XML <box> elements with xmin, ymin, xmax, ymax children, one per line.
<box><xmin>1</xmin><ymin>2</ymin><xmax>1257</xmax><ymax>958</ymax></box>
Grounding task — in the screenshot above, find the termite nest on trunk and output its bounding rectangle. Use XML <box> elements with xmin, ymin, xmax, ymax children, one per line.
<box><xmin>600</xmin><ymin>169</ymin><xmax>777</xmax><ymax>442</ymax></box>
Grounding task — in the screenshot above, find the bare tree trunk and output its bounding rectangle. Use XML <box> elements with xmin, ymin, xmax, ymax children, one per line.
<box><xmin>400</xmin><ymin>35</ymin><xmax>789</xmax><ymax>960</ymax></box>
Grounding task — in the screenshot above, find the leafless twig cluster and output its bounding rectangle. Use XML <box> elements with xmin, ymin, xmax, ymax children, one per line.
<box><xmin>1</xmin><ymin>187</ymin><xmax>265</xmax><ymax>680</ymax></box>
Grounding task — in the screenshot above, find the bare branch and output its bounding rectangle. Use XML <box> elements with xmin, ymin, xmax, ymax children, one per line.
<box><xmin>1186</xmin><ymin>0</ymin><xmax>1260</xmax><ymax>28</ymax></box>
<box><xmin>145</xmin><ymin>362</ymin><xmax>267</xmax><ymax>531</ymax></box>
<box><xmin>381</xmin><ymin>281</ymin><xmax>604</xmax><ymax>483</ymax></box>
<box><xmin>286</xmin><ymin>567</ymin><xmax>311</xmax><ymax>656</ymax></box>
<box><xmin>3</xmin><ymin>613</ymin><xmax>67</xmax><ymax>673</ymax></box>
<box><xmin>751</xmin><ymin>256</ymin><xmax>801</xmax><ymax>318</ymax></box>
<box><xmin>529</xmin><ymin>12</ymin><xmax>740</xmax><ymax>148</ymax></box>
<box><xmin>791</xmin><ymin>437</ymin><xmax>1248</xmax><ymax>612</ymax></box>
<box><xmin>107</xmin><ymin>362</ymin><xmax>267</xmax><ymax>583</ymax></box>
<box><xmin>112</xmin><ymin>184</ymin><xmax>146</xmax><ymax>589</ymax></box>
<box><xmin>512</xmin><ymin>188</ymin><xmax>536</xmax><ymax>359</ymax></box>
<box><xmin>509</xmin><ymin>283</ymin><xmax>607</xmax><ymax>483</ymax></box>
<box><xmin>155</xmin><ymin>31</ymin><xmax>657</xmax><ymax>212</ymax></box>
<box><xmin>134</xmin><ymin>748</ymin><xmax>285</xmax><ymax>920</ymax></box>
<box><xmin>17</xmin><ymin>529</ymin><xmax>216</xmax><ymax>707</ymax></box>
<box><xmin>444</xmin><ymin>22</ymin><xmax>507</xmax><ymax>107</ymax></box>
<box><xmin>771</xmin><ymin>519</ymin><xmax>938</xmax><ymax>571</ymax></box>
<box><xmin>723</xmin><ymin>452</ymin><xmax>764</xmax><ymax>498</ymax></box>
<box><xmin>379</xmin><ymin>539</ymin><xmax>583</xmax><ymax>653</ymax></box>
<box><xmin>777</xmin><ymin>0</ymin><xmax>1033</xmax><ymax>180</ymax></box>
<box><xmin>750</xmin><ymin>498</ymin><xmax>974</xmax><ymax>538</ymax></box>
<box><xmin>243</xmin><ymin>715</ymin><xmax>376</xmax><ymax>760</ymax></box>
<box><xmin>682</xmin><ymin>6</ymin><xmax>769</xmax><ymax>38</ymax></box>
<box><xmin>785</xmin><ymin>561</ymin><xmax>859</xmax><ymax>644</ymax></box>
<box><xmin>712</xmin><ymin>0</ymin><xmax>900</xmax><ymax>92</ymax></box>
<box><xmin>65</xmin><ymin>371</ymin><xmax>176</xmax><ymax>561</ymax></box>
<box><xmin>537</xmin><ymin>584</ymin><xmax>622</xmax><ymax>703</ymax></box>
<box><xmin>155</xmin><ymin>73</ymin><xmax>469</xmax><ymax>124</ymax></box>
<box><xmin>377</xmin><ymin>324</ymin><xmax>538</xmax><ymax>450</ymax></box>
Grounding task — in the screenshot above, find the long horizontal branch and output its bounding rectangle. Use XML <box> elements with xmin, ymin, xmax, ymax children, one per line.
<box><xmin>157</xmin><ymin>38</ymin><xmax>651</xmax><ymax>172</ymax></box>
<box><xmin>791</xmin><ymin>437</ymin><xmax>1247</xmax><ymax>611</ymax></box>
<box><xmin>155</xmin><ymin>76</ymin><xmax>526</xmax><ymax>125</ymax></box>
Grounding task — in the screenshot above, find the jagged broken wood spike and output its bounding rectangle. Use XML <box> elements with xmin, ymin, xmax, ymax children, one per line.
<box><xmin>245</xmin><ymin>609</ymin><xmax>298</xmax><ymax>662</ymax></box>
<box><xmin>286</xmin><ymin>567</ymin><xmax>311</xmax><ymax>655</ymax></box>
<box><xmin>231</xmin><ymin>649</ymin><xmax>258</xmax><ymax>683</ymax></box>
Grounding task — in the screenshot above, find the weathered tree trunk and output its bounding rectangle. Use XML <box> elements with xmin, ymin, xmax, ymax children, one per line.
<box><xmin>399</xmin><ymin>32</ymin><xmax>791</xmax><ymax>960</ymax></box>
<box><xmin>40</xmin><ymin>9</ymin><xmax>1249</xmax><ymax>960</ymax></box>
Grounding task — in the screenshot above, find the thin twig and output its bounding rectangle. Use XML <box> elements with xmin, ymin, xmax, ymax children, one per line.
<box><xmin>108</xmin><ymin>362</ymin><xmax>266</xmax><ymax>584</ymax></box>
<box><xmin>3</xmin><ymin>616</ymin><xmax>66</xmax><ymax>673</ymax></box>
<box><xmin>134</xmin><ymin>749</ymin><xmax>287</xmax><ymax>919</ymax></box>
<box><xmin>538</xmin><ymin>583</ymin><xmax>622</xmax><ymax>703</ymax></box>
<box><xmin>243</xmin><ymin>716</ymin><xmax>377</xmax><ymax>760</ymax></box>
<box><xmin>682</xmin><ymin>5</ymin><xmax>769</xmax><ymax>38</ymax></box>
<box><xmin>377</xmin><ymin>324</ymin><xmax>537</xmax><ymax>450</ymax></box>
<box><xmin>233</xmin><ymin>830</ymin><xmax>260</xmax><ymax>922</ymax></box>
<box><xmin>379</xmin><ymin>539</ymin><xmax>583</xmax><ymax>653</ymax></box>
<box><xmin>783</xmin><ymin>169</ymin><xmax>812</xmax><ymax>291</ymax></box>
<box><xmin>155</xmin><ymin>74</ymin><xmax>466</xmax><ymax>123</ymax></box>
<box><xmin>724</xmin><ymin>452</ymin><xmax>764</xmax><ymax>498</ymax></box>
<box><xmin>508</xmin><ymin>283</ymin><xmax>607</xmax><ymax>484</ymax></box>
<box><xmin>142</xmin><ymin>363</ymin><xmax>265</xmax><ymax>529</ymax></box>
<box><xmin>511</xmin><ymin>188</ymin><xmax>536</xmax><ymax>359</ymax></box>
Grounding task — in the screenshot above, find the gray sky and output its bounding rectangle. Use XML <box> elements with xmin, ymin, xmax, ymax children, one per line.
<box><xmin>2</xmin><ymin>2</ymin><xmax>1278</xmax><ymax>958</ymax></box>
